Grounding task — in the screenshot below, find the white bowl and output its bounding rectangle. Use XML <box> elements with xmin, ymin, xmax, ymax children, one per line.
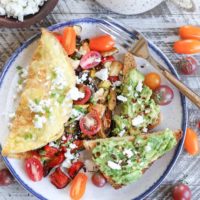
<box><xmin>96</xmin><ymin>0</ymin><xmax>164</xmax><ymax>15</ymax></box>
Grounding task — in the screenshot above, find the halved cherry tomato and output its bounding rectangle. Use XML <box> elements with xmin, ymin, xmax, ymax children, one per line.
<box><xmin>44</xmin><ymin>145</ymin><xmax>58</xmax><ymax>158</ymax></box>
<box><xmin>80</xmin><ymin>51</ymin><xmax>101</xmax><ymax>69</ymax></box>
<box><xmin>53</xmin><ymin>32</ymin><xmax>63</xmax><ymax>44</ymax></box>
<box><xmin>144</xmin><ymin>72</ymin><xmax>161</xmax><ymax>90</ymax></box>
<box><xmin>174</xmin><ymin>39</ymin><xmax>200</xmax><ymax>54</ymax></box>
<box><xmin>153</xmin><ymin>85</ymin><xmax>174</xmax><ymax>105</ymax></box>
<box><xmin>25</xmin><ymin>157</ymin><xmax>43</xmax><ymax>182</ymax></box>
<box><xmin>68</xmin><ymin>161</ymin><xmax>84</xmax><ymax>179</ymax></box>
<box><xmin>179</xmin><ymin>25</ymin><xmax>200</xmax><ymax>40</ymax></box>
<box><xmin>50</xmin><ymin>167</ymin><xmax>71</xmax><ymax>189</ymax></box>
<box><xmin>101</xmin><ymin>56</ymin><xmax>115</xmax><ymax>64</ymax></box>
<box><xmin>108</xmin><ymin>76</ymin><xmax>119</xmax><ymax>83</ymax></box>
<box><xmin>70</xmin><ymin>173</ymin><xmax>88</xmax><ymax>200</ymax></box>
<box><xmin>62</xmin><ymin>27</ymin><xmax>76</xmax><ymax>55</ymax></box>
<box><xmin>184</xmin><ymin>128</ymin><xmax>199</xmax><ymax>155</ymax></box>
<box><xmin>79</xmin><ymin>112</ymin><xmax>101</xmax><ymax>136</ymax></box>
<box><xmin>89</xmin><ymin>34</ymin><xmax>115</xmax><ymax>52</ymax></box>
<box><xmin>74</xmin><ymin>84</ymin><xmax>91</xmax><ymax>105</ymax></box>
<box><xmin>73</xmin><ymin>140</ymin><xmax>84</xmax><ymax>151</ymax></box>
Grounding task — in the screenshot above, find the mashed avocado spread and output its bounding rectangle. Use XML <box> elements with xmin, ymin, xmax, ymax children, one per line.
<box><xmin>112</xmin><ymin>69</ymin><xmax>160</xmax><ymax>136</ymax></box>
<box><xmin>92</xmin><ymin>129</ymin><xmax>177</xmax><ymax>185</ymax></box>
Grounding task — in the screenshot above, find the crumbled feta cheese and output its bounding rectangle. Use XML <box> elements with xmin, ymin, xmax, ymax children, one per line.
<box><xmin>49</xmin><ymin>141</ymin><xmax>59</xmax><ymax>149</ymax></box>
<box><xmin>67</xmin><ymin>87</ymin><xmax>85</xmax><ymax>100</ymax></box>
<box><xmin>117</xmin><ymin>95</ymin><xmax>127</xmax><ymax>102</ymax></box>
<box><xmin>136</xmin><ymin>81</ymin><xmax>143</xmax><ymax>92</ymax></box>
<box><xmin>71</xmin><ymin>108</ymin><xmax>84</xmax><ymax>120</ymax></box>
<box><xmin>33</xmin><ymin>114</ymin><xmax>47</xmax><ymax>129</ymax></box>
<box><xmin>113</xmin><ymin>81</ymin><xmax>122</xmax><ymax>87</ymax></box>
<box><xmin>142</xmin><ymin>127</ymin><xmax>148</xmax><ymax>133</ymax></box>
<box><xmin>52</xmin><ymin>67</ymin><xmax>67</xmax><ymax>90</ymax></box>
<box><xmin>0</xmin><ymin>0</ymin><xmax>47</xmax><ymax>21</ymax></box>
<box><xmin>128</xmin><ymin>86</ymin><xmax>132</xmax><ymax>91</ymax></box>
<box><xmin>62</xmin><ymin>135</ymin><xmax>67</xmax><ymax>141</ymax></box>
<box><xmin>107</xmin><ymin>161</ymin><xmax>121</xmax><ymax>170</ymax></box>
<box><xmin>76</xmin><ymin>73</ymin><xmax>88</xmax><ymax>84</ymax></box>
<box><xmin>145</xmin><ymin>145</ymin><xmax>152</xmax><ymax>152</ymax></box>
<box><xmin>134</xmin><ymin>93</ymin><xmax>139</xmax><ymax>98</ymax></box>
<box><xmin>123</xmin><ymin>149</ymin><xmax>133</xmax><ymax>158</ymax></box>
<box><xmin>29</xmin><ymin>99</ymin><xmax>51</xmax><ymax>114</ymax></box>
<box><xmin>62</xmin><ymin>149</ymin><xmax>77</xmax><ymax>168</ymax></box>
<box><xmin>95</xmin><ymin>68</ymin><xmax>108</xmax><ymax>81</ymax></box>
<box><xmin>127</xmin><ymin>160</ymin><xmax>132</xmax><ymax>166</ymax></box>
<box><xmin>132</xmin><ymin>115</ymin><xmax>144</xmax><ymax>127</ymax></box>
<box><xmin>119</xmin><ymin>130</ymin><xmax>126</xmax><ymax>137</ymax></box>
<box><xmin>69</xmin><ymin>143</ymin><xmax>77</xmax><ymax>149</ymax></box>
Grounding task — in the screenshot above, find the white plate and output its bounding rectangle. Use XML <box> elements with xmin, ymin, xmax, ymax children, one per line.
<box><xmin>96</xmin><ymin>0</ymin><xmax>164</xmax><ymax>15</ymax></box>
<box><xmin>0</xmin><ymin>18</ymin><xmax>187</xmax><ymax>200</ymax></box>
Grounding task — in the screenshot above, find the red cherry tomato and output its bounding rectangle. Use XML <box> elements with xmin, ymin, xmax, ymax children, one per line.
<box><xmin>184</xmin><ymin>128</ymin><xmax>199</xmax><ymax>155</ymax></box>
<box><xmin>74</xmin><ymin>84</ymin><xmax>92</xmax><ymax>105</ymax></box>
<box><xmin>177</xmin><ymin>56</ymin><xmax>198</xmax><ymax>75</ymax></box>
<box><xmin>80</xmin><ymin>51</ymin><xmax>101</xmax><ymax>69</ymax></box>
<box><xmin>44</xmin><ymin>145</ymin><xmax>59</xmax><ymax>158</ymax></box>
<box><xmin>179</xmin><ymin>25</ymin><xmax>200</xmax><ymax>40</ymax></box>
<box><xmin>68</xmin><ymin>161</ymin><xmax>84</xmax><ymax>179</ymax></box>
<box><xmin>49</xmin><ymin>167</ymin><xmax>71</xmax><ymax>189</ymax></box>
<box><xmin>48</xmin><ymin>153</ymin><xmax>65</xmax><ymax>168</ymax></box>
<box><xmin>101</xmin><ymin>56</ymin><xmax>115</xmax><ymax>64</ymax></box>
<box><xmin>172</xmin><ymin>183</ymin><xmax>192</xmax><ymax>200</ymax></box>
<box><xmin>108</xmin><ymin>76</ymin><xmax>119</xmax><ymax>83</ymax></box>
<box><xmin>174</xmin><ymin>39</ymin><xmax>200</xmax><ymax>54</ymax></box>
<box><xmin>25</xmin><ymin>157</ymin><xmax>43</xmax><ymax>182</ymax></box>
<box><xmin>144</xmin><ymin>72</ymin><xmax>161</xmax><ymax>90</ymax></box>
<box><xmin>70</xmin><ymin>173</ymin><xmax>88</xmax><ymax>200</ymax></box>
<box><xmin>92</xmin><ymin>172</ymin><xmax>107</xmax><ymax>187</ymax></box>
<box><xmin>0</xmin><ymin>168</ymin><xmax>15</xmax><ymax>186</ymax></box>
<box><xmin>79</xmin><ymin>112</ymin><xmax>101</xmax><ymax>136</ymax></box>
<box><xmin>62</xmin><ymin>27</ymin><xmax>76</xmax><ymax>55</ymax></box>
<box><xmin>89</xmin><ymin>34</ymin><xmax>115</xmax><ymax>52</ymax></box>
<box><xmin>153</xmin><ymin>85</ymin><xmax>174</xmax><ymax>105</ymax></box>
<box><xmin>53</xmin><ymin>32</ymin><xmax>63</xmax><ymax>44</ymax></box>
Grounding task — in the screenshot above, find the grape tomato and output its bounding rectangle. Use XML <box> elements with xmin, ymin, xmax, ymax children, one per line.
<box><xmin>25</xmin><ymin>157</ymin><xmax>43</xmax><ymax>182</ymax></box>
<box><xmin>144</xmin><ymin>72</ymin><xmax>161</xmax><ymax>90</ymax></box>
<box><xmin>0</xmin><ymin>168</ymin><xmax>14</xmax><ymax>186</ymax></box>
<box><xmin>172</xmin><ymin>183</ymin><xmax>192</xmax><ymax>200</ymax></box>
<box><xmin>92</xmin><ymin>172</ymin><xmax>107</xmax><ymax>187</ymax></box>
<box><xmin>153</xmin><ymin>85</ymin><xmax>174</xmax><ymax>105</ymax></box>
<box><xmin>80</xmin><ymin>51</ymin><xmax>101</xmax><ymax>69</ymax></box>
<box><xmin>177</xmin><ymin>56</ymin><xmax>198</xmax><ymax>75</ymax></box>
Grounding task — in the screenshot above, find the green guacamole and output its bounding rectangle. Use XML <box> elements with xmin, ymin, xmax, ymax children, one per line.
<box><xmin>92</xmin><ymin>129</ymin><xmax>177</xmax><ymax>185</ymax></box>
<box><xmin>112</xmin><ymin>69</ymin><xmax>160</xmax><ymax>136</ymax></box>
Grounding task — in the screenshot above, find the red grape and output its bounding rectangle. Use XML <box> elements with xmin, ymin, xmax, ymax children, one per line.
<box><xmin>92</xmin><ymin>172</ymin><xmax>107</xmax><ymax>187</ymax></box>
<box><xmin>177</xmin><ymin>56</ymin><xmax>198</xmax><ymax>75</ymax></box>
<box><xmin>153</xmin><ymin>85</ymin><xmax>174</xmax><ymax>105</ymax></box>
<box><xmin>0</xmin><ymin>168</ymin><xmax>14</xmax><ymax>186</ymax></box>
<box><xmin>172</xmin><ymin>183</ymin><xmax>191</xmax><ymax>200</ymax></box>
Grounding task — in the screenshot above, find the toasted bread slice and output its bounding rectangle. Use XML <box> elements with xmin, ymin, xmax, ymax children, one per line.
<box><xmin>84</xmin><ymin>129</ymin><xmax>182</xmax><ymax>189</ymax></box>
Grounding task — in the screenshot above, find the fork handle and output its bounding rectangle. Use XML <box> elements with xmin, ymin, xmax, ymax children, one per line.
<box><xmin>162</xmin><ymin>70</ymin><xmax>200</xmax><ymax>108</ymax></box>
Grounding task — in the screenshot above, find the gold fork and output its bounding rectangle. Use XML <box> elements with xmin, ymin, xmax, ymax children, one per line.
<box><xmin>98</xmin><ymin>17</ymin><xmax>200</xmax><ymax>109</ymax></box>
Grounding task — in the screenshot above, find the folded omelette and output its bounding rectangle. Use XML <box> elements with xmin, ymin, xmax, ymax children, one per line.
<box><xmin>2</xmin><ymin>29</ymin><xmax>76</xmax><ymax>157</ymax></box>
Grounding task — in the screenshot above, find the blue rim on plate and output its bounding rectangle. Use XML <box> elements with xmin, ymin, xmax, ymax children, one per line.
<box><xmin>0</xmin><ymin>18</ymin><xmax>187</xmax><ymax>200</ymax></box>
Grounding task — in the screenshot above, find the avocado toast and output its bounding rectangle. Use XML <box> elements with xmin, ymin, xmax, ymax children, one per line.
<box><xmin>112</xmin><ymin>53</ymin><xmax>160</xmax><ymax>137</ymax></box>
<box><xmin>84</xmin><ymin>129</ymin><xmax>182</xmax><ymax>189</ymax></box>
